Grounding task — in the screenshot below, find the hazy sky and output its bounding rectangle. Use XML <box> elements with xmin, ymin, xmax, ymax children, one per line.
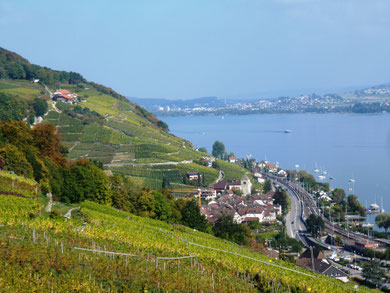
<box><xmin>1</xmin><ymin>0</ymin><xmax>390</xmax><ymax>99</ymax></box>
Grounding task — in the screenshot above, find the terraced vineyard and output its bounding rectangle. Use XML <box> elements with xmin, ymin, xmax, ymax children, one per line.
<box><xmin>0</xmin><ymin>171</ymin><xmax>39</xmax><ymax>198</ymax></box>
<box><xmin>38</xmin><ymin>84</ymin><xmax>252</xmax><ymax>190</ymax></box>
<box><xmin>0</xmin><ymin>193</ymin><xmax>373</xmax><ymax>292</ymax></box>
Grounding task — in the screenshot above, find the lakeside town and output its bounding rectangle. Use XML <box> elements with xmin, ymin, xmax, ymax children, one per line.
<box><xmin>135</xmin><ymin>84</ymin><xmax>390</xmax><ymax>116</ymax></box>
<box><xmin>183</xmin><ymin>151</ymin><xmax>390</xmax><ymax>286</ymax></box>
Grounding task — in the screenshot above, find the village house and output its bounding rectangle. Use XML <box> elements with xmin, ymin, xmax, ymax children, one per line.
<box><xmin>277</xmin><ymin>169</ymin><xmax>287</xmax><ymax>177</ymax></box>
<box><xmin>228</xmin><ymin>156</ymin><xmax>237</xmax><ymax>163</ymax></box>
<box><xmin>201</xmin><ymin>192</ymin><xmax>280</xmax><ymax>224</ymax></box>
<box><xmin>200</xmin><ymin>157</ymin><xmax>214</xmax><ymax>167</ymax></box>
<box><xmin>253</xmin><ymin>172</ymin><xmax>266</xmax><ymax>184</ymax></box>
<box><xmin>212</xmin><ymin>174</ymin><xmax>252</xmax><ymax>196</ymax></box>
<box><xmin>296</xmin><ymin>248</ymin><xmax>348</xmax><ymax>282</ymax></box>
<box><xmin>318</xmin><ymin>191</ymin><xmax>332</xmax><ymax>202</ymax></box>
<box><xmin>186</xmin><ymin>172</ymin><xmax>200</xmax><ymax>181</ymax></box>
<box><xmin>200</xmin><ymin>189</ymin><xmax>217</xmax><ymax>201</ymax></box>
<box><xmin>52</xmin><ymin>89</ymin><xmax>79</xmax><ymax>104</ymax></box>
<box><xmin>266</xmin><ymin>163</ymin><xmax>278</xmax><ymax>173</ymax></box>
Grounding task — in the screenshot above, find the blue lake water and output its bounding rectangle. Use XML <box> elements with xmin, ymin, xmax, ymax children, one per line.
<box><xmin>161</xmin><ymin>113</ymin><xmax>390</xmax><ymax>219</ymax></box>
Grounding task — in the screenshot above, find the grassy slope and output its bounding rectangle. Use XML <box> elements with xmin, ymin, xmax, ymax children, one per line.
<box><xmin>0</xmin><ymin>186</ymin><xmax>373</xmax><ymax>292</ymax></box>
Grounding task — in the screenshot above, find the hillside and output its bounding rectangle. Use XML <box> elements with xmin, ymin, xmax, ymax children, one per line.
<box><xmin>0</xmin><ymin>47</ymin><xmax>251</xmax><ymax>190</ymax></box>
<box><xmin>0</xmin><ymin>183</ymin><xmax>371</xmax><ymax>292</ymax></box>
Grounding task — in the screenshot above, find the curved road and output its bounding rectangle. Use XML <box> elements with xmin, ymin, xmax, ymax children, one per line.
<box><xmin>268</xmin><ymin>176</ymin><xmax>310</xmax><ymax>246</ymax></box>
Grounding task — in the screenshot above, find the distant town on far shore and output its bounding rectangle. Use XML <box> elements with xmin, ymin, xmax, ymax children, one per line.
<box><xmin>132</xmin><ymin>83</ymin><xmax>390</xmax><ymax>116</ymax></box>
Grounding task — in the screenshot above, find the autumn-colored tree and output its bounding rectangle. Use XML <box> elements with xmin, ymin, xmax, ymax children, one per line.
<box><xmin>31</xmin><ymin>123</ymin><xmax>66</xmax><ymax>166</ymax></box>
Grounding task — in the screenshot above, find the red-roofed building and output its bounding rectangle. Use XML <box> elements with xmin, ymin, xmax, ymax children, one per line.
<box><xmin>54</xmin><ymin>89</ymin><xmax>71</xmax><ymax>95</ymax></box>
<box><xmin>53</xmin><ymin>94</ymin><xmax>75</xmax><ymax>104</ymax></box>
<box><xmin>53</xmin><ymin>89</ymin><xmax>78</xmax><ymax>104</ymax></box>
<box><xmin>228</xmin><ymin>156</ymin><xmax>237</xmax><ymax>163</ymax></box>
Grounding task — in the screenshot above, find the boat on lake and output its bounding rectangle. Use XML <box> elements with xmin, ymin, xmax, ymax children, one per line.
<box><xmin>366</xmin><ymin>203</ymin><xmax>380</xmax><ymax>214</ymax></box>
<box><xmin>284</xmin><ymin>130</ymin><xmax>291</xmax><ymax>133</ymax></box>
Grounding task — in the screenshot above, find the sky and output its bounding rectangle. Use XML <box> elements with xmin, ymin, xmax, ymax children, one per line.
<box><xmin>1</xmin><ymin>0</ymin><xmax>390</xmax><ymax>99</ymax></box>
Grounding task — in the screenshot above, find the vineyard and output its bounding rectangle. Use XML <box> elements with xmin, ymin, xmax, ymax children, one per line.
<box><xmin>0</xmin><ymin>171</ymin><xmax>38</xmax><ymax>198</ymax></box>
<box><xmin>0</xmin><ymin>195</ymin><xmax>373</xmax><ymax>292</ymax></box>
<box><xmin>34</xmin><ymin>83</ymin><xmax>256</xmax><ymax>192</ymax></box>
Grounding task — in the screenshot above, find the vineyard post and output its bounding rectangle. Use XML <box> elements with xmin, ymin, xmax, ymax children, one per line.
<box><xmin>33</xmin><ymin>229</ymin><xmax>36</xmax><ymax>243</ymax></box>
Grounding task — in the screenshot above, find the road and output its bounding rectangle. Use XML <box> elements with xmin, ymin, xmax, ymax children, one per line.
<box><xmin>268</xmin><ymin>176</ymin><xmax>310</xmax><ymax>247</ymax></box>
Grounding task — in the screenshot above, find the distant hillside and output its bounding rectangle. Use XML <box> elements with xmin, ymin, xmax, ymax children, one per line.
<box><xmin>0</xmin><ymin>47</ymin><xmax>252</xmax><ymax>191</ymax></box>
<box><xmin>131</xmin><ymin>96</ymin><xmax>225</xmax><ymax>111</ymax></box>
<box><xmin>353</xmin><ymin>83</ymin><xmax>390</xmax><ymax>97</ymax></box>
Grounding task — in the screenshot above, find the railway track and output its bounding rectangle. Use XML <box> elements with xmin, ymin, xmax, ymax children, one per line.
<box><xmin>265</xmin><ymin>174</ymin><xmax>378</xmax><ymax>245</ymax></box>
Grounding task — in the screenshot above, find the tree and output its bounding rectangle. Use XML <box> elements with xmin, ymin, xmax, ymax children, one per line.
<box><xmin>263</xmin><ymin>179</ymin><xmax>272</xmax><ymax>193</ymax></box>
<box><xmin>136</xmin><ymin>191</ymin><xmax>156</xmax><ymax>218</ymax></box>
<box><xmin>110</xmin><ymin>175</ymin><xmax>135</xmax><ymax>213</ymax></box>
<box><xmin>212</xmin><ymin>141</ymin><xmax>225</xmax><ymax>159</ymax></box>
<box><xmin>347</xmin><ymin>194</ymin><xmax>366</xmax><ymax>216</ymax></box>
<box><xmin>162</xmin><ymin>176</ymin><xmax>170</xmax><ymax>189</ymax></box>
<box><xmin>0</xmin><ymin>144</ymin><xmax>33</xmax><ymax>178</ymax></box>
<box><xmin>331</xmin><ymin>188</ymin><xmax>346</xmax><ymax>206</ymax></box>
<box><xmin>32</xmin><ymin>123</ymin><xmax>66</xmax><ymax>166</ymax></box>
<box><xmin>273</xmin><ymin>190</ymin><xmax>289</xmax><ymax>214</ymax></box>
<box><xmin>198</xmin><ymin>147</ymin><xmax>207</xmax><ymax>154</ymax></box>
<box><xmin>362</xmin><ymin>260</ymin><xmax>385</xmax><ymax>287</ymax></box>
<box><xmin>157</xmin><ymin>120</ymin><xmax>169</xmax><ymax>132</ymax></box>
<box><xmin>153</xmin><ymin>191</ymin><xmax>173</xmax><ymax>222</ymax></box>
<box><xmin>375</xmin><ymin>213</ymin><xmax>390</xmax><ymax>233</ymax></box>
<box><xmin>298</xmin><ymin>170</ymin><xmax>316</xmax><ymax>187</ymax></box>
<box><xmin>232</xmin><ymin>188</ymin><xmax>243</xmax><ymax>196</ymax></box>
<box><xmin>335</xmin><ymin>235</ymin><xmax>343</xmax><ymax>246</ymax></box>
<box><xmin>213</xmin><ymin>216</ymin><xmax>248</xmax><ymax>245</ymax></box>
<box><xmin>32</xmin><ymin>97</ymin><xmax>48</xmax><ymax>116</ymax></box>
<box><xmin>181</xmin><ymin>200</ymin><xmax>209</xmax><ymax>232</ymax></box>
<box><xmin>60</xmin><ymin>160</ymin><xmax>112</xmax><ymax>204</ymax></box>
<box><xmin>306</xmin><ymin>214</ymin><xmax>324</xmax><ymax>237</ymax></box>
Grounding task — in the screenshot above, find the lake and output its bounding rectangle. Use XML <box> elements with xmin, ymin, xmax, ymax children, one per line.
<box><xmin>161</xmin><ymin>113</ymin><xmax>390</xmax><ymax>221</ymax></box>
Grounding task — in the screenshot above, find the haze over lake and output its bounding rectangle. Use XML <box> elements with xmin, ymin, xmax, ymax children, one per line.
<box><xmin>162</xmin><ymin>113</ymin><xmax>390</xmax><ymax>215</ymax></box>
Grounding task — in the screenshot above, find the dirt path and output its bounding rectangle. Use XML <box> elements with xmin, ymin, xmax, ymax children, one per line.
<box><xmin>45</xmin><ymin>193</ymin><xmax>53</xmax><ymax>213</ymax></box>
<box><xmin>64</xmin><ymin>207</ymin><xmax>80</xmax><ymax>220</ymax></box>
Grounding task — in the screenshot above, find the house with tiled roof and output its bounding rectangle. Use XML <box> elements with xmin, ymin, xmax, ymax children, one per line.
<box><xmin>53</xmin><ymin>94</ymin><xmax>74</xmax><ymax>104</ymax></box>
<box><xmin>52</xmin><ymin>89</ymin><xmax>79</xmax><ymax>104</ymax></box>
<box><xmin>228</xmin><ymin>156</ymin><xmax>237</xmax><ymax>163</ymax></box>
<box><xmin>296</xmin><ymin>248</ymin><xmax>348</xmax><ymax>282</ymax></box>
